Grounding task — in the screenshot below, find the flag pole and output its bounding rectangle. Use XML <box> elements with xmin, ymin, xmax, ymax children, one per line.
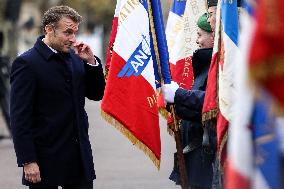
<box><xmin>147</xmin><ymin>0</ymin><xmax>189</xmax><ymax>188</ymax></box>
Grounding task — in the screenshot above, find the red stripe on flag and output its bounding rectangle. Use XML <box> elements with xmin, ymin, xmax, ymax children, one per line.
<box><xmin>158</xmin><ymin>56</ymin><xmax>194</xmax><ymax>123</ymax></box>
<box><xmin>217</xmin><ymin>112</ymin><xmax>229</xmax><ymax>167</ymax></box>
<box><xmin>225</xmin><ymin>160</ymin><xmax>251</xmax><ymax>189</ymax></box>
<box><xmin>172</xmin><ymin>56</ymin><xmax>194</xmax><ymax>90</ymax></box>
<box><xmin>202</xmin><ymin>52</ymin><xmax>219</xmax><ymax>121</ymax></box>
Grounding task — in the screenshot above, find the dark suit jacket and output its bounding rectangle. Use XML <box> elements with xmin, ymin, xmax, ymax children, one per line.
<box><xmin>10</xmin><ymin>36</ymin><xmax>105</xmax><ymax>187</ymax></box>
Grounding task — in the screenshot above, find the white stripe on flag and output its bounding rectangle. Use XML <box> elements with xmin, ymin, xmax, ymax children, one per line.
<box><xmin>219</xmin><ymin>33</ymin><xmax>240</xmax><ymax>122</ymax></box>
<box><xmin>166</xmin><ymin>0</ymin><xmax>206</xmax><ymax>64</ymax></box>
<box><xmin>114</xmin><ymin>0</ymin><xmax>121</xmax><ymax>17</ymax></box>
<box><xmin>253</xmin><ymin>169</ymin><xmax>270</xmax><ymax>189</ymax></box>
<box><xmin>114</xmin><ymin>1</ymin><xmax>156</xmax><ymax>89</ymax></box>
<box><xmin>166</xmin><ymin>11</ymin><xmax>184</xmax><ymax>63</ymax></box>
<box><xmin>228</xmin><ymin>9</ymin><xmax>255</xmax><ymax>181</ymax></box>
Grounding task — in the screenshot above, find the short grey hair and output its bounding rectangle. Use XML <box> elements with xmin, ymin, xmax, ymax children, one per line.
<box><xmin>42</xmin><ymin>5</ymin><xmax>82</xmax><ymax>33</ymax></box>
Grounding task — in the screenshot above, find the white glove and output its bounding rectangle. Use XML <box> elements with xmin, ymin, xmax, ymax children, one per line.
<box><xmin>162</xmin><ymin>81</ymin><xmax>179</xmax><ymax>103</ymax></box>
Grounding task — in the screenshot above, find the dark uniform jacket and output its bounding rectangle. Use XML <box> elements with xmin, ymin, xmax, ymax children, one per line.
<box><xmin>170</xmin><ymin>48</ymin><xmax>213</xmax><ymax>189</ymax></box>
<box><xmin>10</xmin><ymin>36</ymin><xmax>105</xmax><ymax>187</ymax></box>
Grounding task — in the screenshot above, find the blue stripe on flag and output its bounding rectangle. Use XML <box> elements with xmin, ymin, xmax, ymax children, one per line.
<box><xmin>171</xmin><ymin>0</ymin><xmax>187</xmax><ymax>16</ymax></box>
<box><xmin>221</xmin><ymin>0</ymin><xmax>239</xmax><ymax>45</ymax></box>
<box><xmin>243</xmin><ymin>0</ymin><xmax>257</xmax><ymax>16</ymax></box>
<box><xmin>252</xmin><ymin>90</ymin><xmax>280</xmax><ymax>189</ymax></box>
<box><xmin>140</xmin><ymin>0</ymin><xmax>148</xmax><ymax>10</ymax></box>
<box><xmin>150</xmin><ymin>0</ymin><xmax>171</xmax><ymax>85</ymax></box>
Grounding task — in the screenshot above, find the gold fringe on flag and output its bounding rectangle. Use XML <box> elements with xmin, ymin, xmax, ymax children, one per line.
<box><xmin>202</xmin><ymin>108</ymin><xmax>219</xmax><ymax>123</ymax></box>
<box><xmin>104</xmin><ymin>68</ymin><xmax>109</xmax><ymax>80</ymax></box>
<box><xmin>158</xmin><ymin>107</ymin><xmax>168</xmax><ymax>119</ymax></box>
<box><xmin>101</xmin><ymin>110</ymin><xmax>161</xmax><ymax>169</ymax></box>
<box><xmin>218</xmin><ymin>130</ymin><xmax>228</xmax><ymax>171</ymax></box>
<box><xmin>158</xmin><ymin>108</ymin><xmax>176</xmax><ymax>136</ymax></box>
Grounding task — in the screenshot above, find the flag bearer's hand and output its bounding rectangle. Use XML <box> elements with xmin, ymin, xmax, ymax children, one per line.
<box><xmin>162</xmin><ymin>81</ymin><xmax>179</xmax><ymax>103</ymax></box>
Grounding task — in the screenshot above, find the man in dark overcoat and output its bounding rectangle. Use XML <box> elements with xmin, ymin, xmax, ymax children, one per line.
<box><xmin>10</xmin><ymin>5</ymin><xmax>105</xmax><ymax>189</ymax></box>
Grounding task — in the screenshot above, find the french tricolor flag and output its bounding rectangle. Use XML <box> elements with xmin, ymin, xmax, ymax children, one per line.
<box><xmin>249</xmin><ymin>0</ymin><xmax>284</xmax><ymax>186</ymax></box>
<box><xmin>101</xmin><ymin>0</ymin><xmax>170</xmax><ymax>168</ymax></box>
<box><xmin>226</xmin><ymin>1</ymin><xmax>284</xmax><ymax>188</ymax></box>
<box><xmin>166</xmin><ymin>0</ymin><xmax>206</xmax><ymax>90</ymax></box>
<box><xmin>225</xmin><ymin>2</ymin><xmax>256</xmax><ymax>188</ymax></box>
<box><xmin>217</xmin><ymin>0</ymin><xmax>241</xmax><ymax>166</ymax></box>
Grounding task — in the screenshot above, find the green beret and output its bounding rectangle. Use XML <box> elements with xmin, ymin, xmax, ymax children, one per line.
<box><xmin>197</xmin><ymin>13</ymin><xmax>212</xmax><ymax>33</ymax></box>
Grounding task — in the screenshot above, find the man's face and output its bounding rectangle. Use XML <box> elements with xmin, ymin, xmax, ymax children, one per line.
<box><xmin>207</xmin><ymin>7</ymin><xmax>217</xmax><ymax>32</ymax></box>
<box><xmin>196</xmin><ymin>28</ymin><xmax>214</xmax><ymax>49</ymax></box>
<box><xmin>45</xmin><ymin>17</ymin><xmax>79</xmax><ymax>53</ymax></box>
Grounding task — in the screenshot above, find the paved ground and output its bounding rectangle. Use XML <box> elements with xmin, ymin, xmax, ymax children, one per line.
<box><xmin>0</xmin><ymin>100</ymin><xmax>180</xmax><ymax>189</ymax></box>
